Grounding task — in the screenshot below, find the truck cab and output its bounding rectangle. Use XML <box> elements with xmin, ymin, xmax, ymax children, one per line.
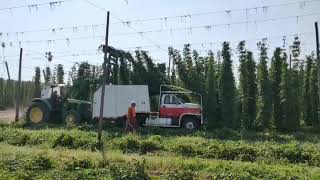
<box><xmin>159</xmin><ymin>93</ymin><xmax>201</xmax><ymax>118</ymax></box>
<box><xmin>144</xmin><ymin>85</ymin><xmax>203</xmax><ymax>130</ymax></box>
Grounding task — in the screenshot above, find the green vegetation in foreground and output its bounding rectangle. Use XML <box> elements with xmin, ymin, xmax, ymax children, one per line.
<box><xmin>0</xmin><ymin>143</ymin><xmax>320</xmax><ymax>179</ymax></box>
<box><xmin>0</xmin><ymin>123</ymin><xmax>320</xmax><ymax>179</ymax></box>
<box><xmin>0</xmin><ymin>124</ymin><xmax>320</xmax><ymax>163</ymax></box>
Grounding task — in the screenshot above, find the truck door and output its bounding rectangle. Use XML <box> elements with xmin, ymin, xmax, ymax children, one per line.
<box><xmin>159</xmin><ymin>94</ymin><xmax>183</xmax><ymax>118</ymax></box>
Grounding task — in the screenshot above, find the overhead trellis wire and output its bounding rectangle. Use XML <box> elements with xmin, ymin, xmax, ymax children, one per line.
<box><xmin>82</xmin><ymin>0</ymin><xmax>166</xmax><ymax>52</ymax></box>
<box><xmin>0</xmin><ymin>11</ymin><xmax>319</xmax><ymax>40</ymax></box>
<box><xmin>0</xmin><ymin>32</ymin><xmax>314</xmax><ymax>60</ymax></box>
<box><xmin>0</xmin><ymin>0</ymin><xmax>71</xmax><ymax>13</ymax></box>
<box><xmin>111</xmin><ymin>13</ymin><xmax>320</xmax><ymax>36</ymax></box>
<box><xmin>108</xmin><ymin>0</ymin><xmax>320</xmax><ymax>24</ymax></box>
<box><xmin>0</xmin><ymin>24</ymin><xmax>315</xmax><ymax>48</ymax></box>
<box><xmin>0</xmin><ymin>35</ymin><xmax>104</xmax><ymax>47</ymax></box>
<box><xmin>0</xmin><ymin>23</ymin><xmax>105</xmax><ymax>36</ymax></box>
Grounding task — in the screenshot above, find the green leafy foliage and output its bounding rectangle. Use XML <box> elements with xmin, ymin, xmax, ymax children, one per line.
<box><xmin>0</xmin><ymin>154</ymin><xmax>149</xmax><ymax>179</ymax></box>
<box><xmin>139</xmin><ymin>138</ymin><xmax>163</xmax><ymax>154</ymax></box>
<box><xmin>107</xmin><ymin>159</ymin><xmax>149</xmax><ymax>179</ymax></box>
<box><xmin>0</xmin><ymin>126</ymin><xmax>319</xmax><ymax>179</ymax></box>
<box><xmin>256</xmin><ymin>40</ymin><xmax>272</xmax><ymax>130</ymax></box>
<box><xmin>309</xmin><ymin>59</ymin><xmax>320</xmax><ymax>127</ymax></box>
<box><xmin>206</xmin><ymin>51</ymin><xmax>218</xmax><ymax>128</ymax></box>
<box><xmin>69</xmin><ymin>62</ymin><xmax>101</xmax><ymax>101</ymax></box>
<box><xmin>52</xmin><ymin>133</ymin><xmax>76</xmax><ymax>149</ymax></box>
<box><xmin>56</xmin><ymin>64</ymin><xmax>65</xmax><ymax>84</ymax></box>
<box><xmin>44</xmin><ymin>66</ymin><xmax>52</xmax><ymax>83</ymax></box>
<box><xmin>0</xmin><ymin>79</ymin><xmax>34</xmax><ymax>108</ymax></box>
<box><xmin>246</xmin><ymin>51</ymin><xmax>257</xmax><ymax>129</ymax></box>
<box><xmin>68</xmin><ymin>49</ymin><xmax>167</xmax><ymax>103</ymax></box>
<box><xmin>34</xmin><ymin>67</ymin><xmax>41</xmax><ymax>98</ymax></box>
<box><xmin>2</xmin><ymin>36</ymin><xmax>320</xmax><ymax>132</ymax></box>
<box><xmin>25</xmin><ymin>154</ymin><xmax>54</xmax><ymax>171</ymax></box>
<box><xmin>238</xmin><ymin>41</ymin><xmax>257</xmax><ymax>130</ymax></box>
<box><xmin>112</xmin><ymin>134</ymin><xmax>163</xmax><ymax>154</ymax></box>
<box><xmin>65</xmin><ymin>158</ymin><xmax>94</xmax><ymax>170</ymax></box>
<box><xmin>219</xmin><ymin>42</ymin><xmax>237</xmax><ymax>128</ymax></box>
<box><xmin>164</xmin><ymin>169</ymin><xmax>196</xmax><ymax>180</ymax></box>
<box><xmin>304</xmin><ymin>55</ymin><xmax>313</xmax><ymax>126</ymax></box>
<box><xmin>1</xmin><ymin>126</ymin><xmax>320</xmax><ymax>167</ymax></box>
<box><xmin>270</xmin><ymin>48</ymin><xmax>284</xmax><ymax>130</ymax></box>
<box><xmin>280</xmin><ymin>51</ymin><xmax>300</xmax><ymax>131</ymax></box>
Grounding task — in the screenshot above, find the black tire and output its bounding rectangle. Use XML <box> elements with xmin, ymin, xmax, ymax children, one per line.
<box><xmin>136</xmin><ymin>113</ymin><xmax>147</xmax><ymax>126</ymax></box>
<box><xmin>182</xmin><ymin>117</ymin><xmax>198</xmax><ymax>130</ymax></box>
<box><xmin>115</xmin><ymin>116</ymin><xmax>126</xmax><ymax>128</ymax></box>
<box><xmin>64</xmin><ymin>110</ymin><xmax>81</xmax><ymax>126</ymax></box>
<box><xmin>26</xmin><ymin>102</ymin><xmax>49</xmax><ymax>124</ymax></box>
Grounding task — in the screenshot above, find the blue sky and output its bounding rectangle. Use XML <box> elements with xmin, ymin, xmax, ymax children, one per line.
<box><xmin>0</xmin><ymin>0</ymin><xmax>319</xmax><ymax>81</ymax></box>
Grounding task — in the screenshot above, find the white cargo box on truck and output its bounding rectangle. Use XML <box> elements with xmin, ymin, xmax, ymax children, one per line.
<box><xmin>92</xmin><ymin>85</ymin><xmax>151</xmax><ymax>119</ymax></box>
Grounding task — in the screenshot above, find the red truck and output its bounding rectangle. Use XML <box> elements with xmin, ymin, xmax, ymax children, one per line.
<box><xmin>93</xmin><ymin>85</ymin><xmax>203</xmax><ymax>130</ymax></box>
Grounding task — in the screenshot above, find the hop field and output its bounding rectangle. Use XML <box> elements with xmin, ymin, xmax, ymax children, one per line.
<box><xmin>0</xmin><ymin>123</ymin><xmax>319</xmax><ymax>179</ymax></box>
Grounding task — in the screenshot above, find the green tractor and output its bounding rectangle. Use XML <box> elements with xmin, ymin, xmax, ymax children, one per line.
<box><xmin>26</xmin><ymin>84</ymin><xmax>92</xmax><ymax>125</ymax></box>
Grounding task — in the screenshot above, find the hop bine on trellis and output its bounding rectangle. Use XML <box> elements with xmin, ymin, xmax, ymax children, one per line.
<box><xmin>45</xmin><ymin>52</ymin><xmax>53</xmax><ymax>62</ymax></box>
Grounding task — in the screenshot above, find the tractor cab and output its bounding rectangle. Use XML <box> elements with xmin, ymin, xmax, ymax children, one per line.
<box><xmin>41</xmin><ymin>84</ymin><xmax>65</xmax><ymax>98</ymax></box>
<box><xmin>40</xmin><ymin>84</ymin><xmax>66</xmax><ymax>112</ymax></box>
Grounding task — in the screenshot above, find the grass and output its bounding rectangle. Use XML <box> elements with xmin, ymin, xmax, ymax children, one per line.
<box><xmin>0</xmin><ymin>143</ymin><xmax>320</xmax><ymax>179</ymax></box>
<box><xmin>0</xmin><ymin>122</ymin><xmax>320</xmax><ymax>179</ymax></box>
<box><xmin>0</xmin><ymin>124</ymin><xmax>320</xmax><ymax>166</ymax></box>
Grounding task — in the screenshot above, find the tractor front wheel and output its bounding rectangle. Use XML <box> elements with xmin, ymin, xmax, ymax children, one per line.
<box><xmin>26</xmin><ymin>102</ymin><xmax>49</xmax><ymax>124</ymax></box>
<box><xmin>64</xmin><ymin>110</ymin><xmax>81</xmax><ymax>126</ymax></box>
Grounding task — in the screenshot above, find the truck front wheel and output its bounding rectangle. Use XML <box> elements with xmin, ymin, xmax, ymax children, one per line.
<box><xmin>182</xmin><ymin>118</ymin><xmax>198</xmax><ymax>130</ymax></box>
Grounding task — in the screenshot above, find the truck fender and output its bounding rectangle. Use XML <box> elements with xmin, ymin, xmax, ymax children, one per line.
<box><xmin>179</xmin><ymin>113</ymin><xmax>202</xmax><ymax>126</ymax></box>
<box><xmin>32</xmin><ymin>98</ymin><xmax>52</xmax><ymax>111</ymax></box>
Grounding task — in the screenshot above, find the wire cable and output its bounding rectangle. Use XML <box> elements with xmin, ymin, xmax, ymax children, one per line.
<box><xmin>112</xmin><ymin>13</ymin><xmax>320</xmax><ymax>36</ymax></box>
<box><xmin>1</xmin><ymin>29</ymin><xmax>313</xmax><ymax>51</ymax></box>
<box><xmin>0</xmin><ymin>0</ymin><xmax>71</xmax><ymax>12</ymax></box>
<box><xmin>1</xmin><ymin>11</ymin><xmax>318</xmax><ymax>45</ymax></box>
<box><xmin>111</xmin><ymin>0</ymin><xmax>320</xmax><ymax>24</ymax></box>
<box><xmin>82</xmin><ymin>0</ymin><xmax>166</xmax><ymax>51</ymax></box>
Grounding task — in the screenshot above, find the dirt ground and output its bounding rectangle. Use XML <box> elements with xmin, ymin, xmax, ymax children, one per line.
<box><xmin>0</xmin><ymin>108</ymin><xmax>26</xmax><ymax>123</ymax></box>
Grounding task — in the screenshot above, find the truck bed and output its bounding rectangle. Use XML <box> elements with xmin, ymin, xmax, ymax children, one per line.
<box><xmin>92</xmin><ymin>85</ymin><xmax>151</xmax><ymax>119</ymax></box>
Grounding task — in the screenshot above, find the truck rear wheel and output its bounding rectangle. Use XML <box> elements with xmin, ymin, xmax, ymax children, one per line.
<box><xmin>182</xmin><ymin>118</ymin><xmax>198</xmax><ymax>130</ymax></box>
<box><xmin>64</xmin><ymin>110</ymin><xmax>81</xmax><ymax>126</ymax></box>
<box><xmin>26</xmin><ymin>102</ymin><xmax>49</xmax><ymax>124</ymax></box>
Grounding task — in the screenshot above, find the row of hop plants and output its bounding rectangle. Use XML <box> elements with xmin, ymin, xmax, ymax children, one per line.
<box><xmin>0</xmin><ymin>78</ymin><xmax>35</xmax><ymax>109</ymax></box>
<box><xmin>0</xmin><ymin>154</ymin><xmax>149</xmax><ymax>180</ymax></box>
<box><xmin>112</xmin><ymin>134</ymin><xmax>320</xmax><ymax>167</ymax></box>
<box><xmin>0</xmin><ymin>126</ymin><xmax>320</xmax><ymax>167</ymax></box>
<box><xmin>0</xmin><ymin>152</ymin><xmax>319</xmax><ymax>179</ymax></box>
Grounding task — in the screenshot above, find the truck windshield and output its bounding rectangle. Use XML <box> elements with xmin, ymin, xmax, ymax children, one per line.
<box><xmin>175</xmin><ymin>94</ymin><xmax>200</xmax><ymax>104</ymax></box>
<box><xmin>172</xmin><ymin>96</ymin><xmax>183</xmax><ymax>104</ymax></box>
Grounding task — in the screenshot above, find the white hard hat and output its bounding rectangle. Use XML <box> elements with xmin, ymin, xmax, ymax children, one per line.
<box><xmin>131</xmin><ymin>100</ymin><xmax>136</xmax><ymax>105</ymax></box>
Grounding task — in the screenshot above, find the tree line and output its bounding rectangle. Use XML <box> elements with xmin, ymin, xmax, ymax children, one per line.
<box><xmin>0</xmin><ymin>79</ymin><xmax>35</xmax><ymax>109</ymax></box>
<box><xmin>29</xmin><ymin>36</ymin><xmax>320</xmax><ymax>131</ymax></box>
<box><xmin>0</xmin><ymin>64</ymin><xmax>65</xmax><ymax>110</ymax></box>
<box><xmin>168</xmin><ymin>37</ymin><xmax>319</xmax><ymax>131</ymax></box>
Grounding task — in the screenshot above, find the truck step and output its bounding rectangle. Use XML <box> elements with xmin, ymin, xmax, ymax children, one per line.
<box><xmin>143</xmin><ymin>124</ymin><xmax>180</xmax><ymax>128</ymax></box>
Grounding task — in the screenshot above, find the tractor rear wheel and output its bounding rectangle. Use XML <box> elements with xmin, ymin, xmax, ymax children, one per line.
<box><xmin>64</xmin><ymin>110</ymin><xmax>81</xmax><ymax>126</ymax></box>
<box><xmin>26</xmin><ymin>102</ymin><xmax>49</xmax><ymax>124</ymax></box>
